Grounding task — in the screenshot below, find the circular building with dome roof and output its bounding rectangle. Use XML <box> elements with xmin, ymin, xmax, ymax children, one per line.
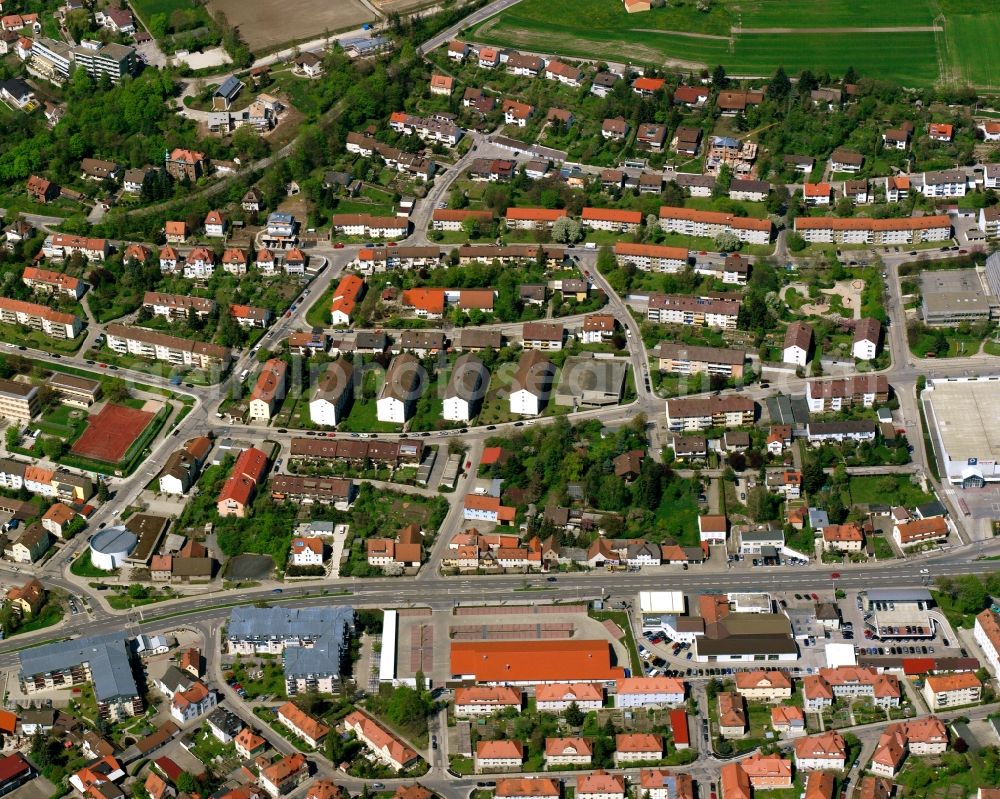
<box><xmin>89</xmin><ymin>526</ymin><xmax>137</xmax><ymax>570</ymax></box>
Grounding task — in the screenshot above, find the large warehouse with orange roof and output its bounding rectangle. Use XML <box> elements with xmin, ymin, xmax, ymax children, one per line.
<box><xmin>450</xmin><ymin>639</ymin><xmax>626</xmax><ymax>685</ymax></box>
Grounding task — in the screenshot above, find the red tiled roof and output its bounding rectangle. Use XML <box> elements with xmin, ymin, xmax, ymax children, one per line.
<box><xmin>581</xmin><ymin>207</ymin><xmax>641</xmax><ymax>224</ymax></box>
<box><xmin>658</xmin><ymin>205</ymin><xmax>772</xmax><ymax>232</ymax></box>
<box><xmin>451</xmin><ymin>639</ymin><xmax>625</xmax><ymax>683</ymax></box>
<box><xmin>402</xmin><ymin>287</ymin><xmax>446</xmax><ymax>314</ymax></box>
<box><xmin>795</xmin><ymin>215</ymin><xmax>950</xmax><ymax>231</ymax></box>
<box><xmin>505</xmin><ymin>207</ymin><xmax>564</xmax><ymax>222</ymax></box>
<box><xmin>633</xmin><ymin>77</ymin><xmax>665</xmax><ymax>92</ymax></box>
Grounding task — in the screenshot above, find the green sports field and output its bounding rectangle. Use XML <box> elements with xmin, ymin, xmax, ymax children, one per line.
<box><xmin>470</xmin><ymin>0</ymin><xmax>998</xmax><ymax>88</ymax></box>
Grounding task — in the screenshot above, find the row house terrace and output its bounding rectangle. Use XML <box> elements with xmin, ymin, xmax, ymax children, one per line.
<box><xmin>646</xmin><ymin>294</ymin><xmax>740</xmax><ymax>329</ymax></box>
<box><xmin>806</xmin><ymin>374</ymin><xmax>889</xmax><ymax>413</ymax></box>
<box><xmin>793</xmin><ymin>215</ymin><xmax>951</xmax><ymax>245</ymax></box>
<box><xmin>389</xmin><ymin>111</ymin><xmax>462</xmax><ymax>146</ymax></box>
<box><xmin>658</xmin><ymin>206</ymin><xmax>772</xmax><ymax>245</ymax></box>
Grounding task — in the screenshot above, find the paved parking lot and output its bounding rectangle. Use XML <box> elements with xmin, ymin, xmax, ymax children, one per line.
<box><xmin>949</xmin><ymin>483</ymin><xmax>1000</xmax><ymax>520</ymax></box>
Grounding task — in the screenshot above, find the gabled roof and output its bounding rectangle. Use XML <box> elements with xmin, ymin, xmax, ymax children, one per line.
<box><xmin>278</xmin><ymin>701</ymin><xmax>330</xmax><ymax>740</ymax></box>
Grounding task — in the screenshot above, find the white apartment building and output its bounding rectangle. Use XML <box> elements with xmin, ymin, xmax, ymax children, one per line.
<box><xmin>614</xmin><ymin>677</ymin><xmax>685</xmax><ymax>709</ymax></box>
<box><xmin>534</xmin><ymin>683</ymin><xmax>603</xmax><ymax>712</ymax></box>
<box><xmin>922</xmin><ymin>672</ymin><xmax>981</xmax><ymax>710</ymax></box>
<box><xmin>658</xmin><ymin>207</ymin><xmax>772</xmax><ymax>245</ymax></box>
<box><xmin>975</xmin><ymin>610</ymin><xmax>1000</xmax><ymax>676</ymax></box>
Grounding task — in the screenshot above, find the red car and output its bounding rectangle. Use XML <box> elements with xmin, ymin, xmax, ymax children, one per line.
<box><xmin>333</xmin><ymin>242</ymin><xmax>345</xmax><ymax>249</ymax></box>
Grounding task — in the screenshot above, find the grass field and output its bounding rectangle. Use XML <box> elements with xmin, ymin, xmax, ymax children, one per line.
<box><xmin>944</xmin><ymin>14</ymin><xmax>1000</xmax><ymax>87</ymax></box>
<box><xmin>130</xmin><ymin>0</ymin><xmax>193</xmax><ymax>19</ymax></box>
<box><xmin>472</xmin><ymin>0</ymin><xmax>996</xmax><ymax>87</ymax></box>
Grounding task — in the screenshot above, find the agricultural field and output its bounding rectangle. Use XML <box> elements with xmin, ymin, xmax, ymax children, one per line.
<box><xmin>471</xmin><ymin>0</ymin><xmax>996</xmax><ymax>88</ymax></box>
<box><xmin>206</xmin><ymin>0</ymin><xmax>375</xmax><ymax>50</ymax></box>
<box><xmin>374</xmin><ymin>0</ymin><xmax>439</xmax><ymax>13</ymax></box>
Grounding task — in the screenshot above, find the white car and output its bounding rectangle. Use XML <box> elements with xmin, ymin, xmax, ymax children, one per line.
<box><xmin>919</xmin><ymin>568</ymin><xmax>929</xmax><ymax>574</ymax></box>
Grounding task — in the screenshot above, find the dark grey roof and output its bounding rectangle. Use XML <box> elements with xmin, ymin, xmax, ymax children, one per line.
<box><xmin>808</xmin><ymin>421</ymin><xmax>878</xmax><ymax>435</ymax></box>
<box><xmin>696</xmin><ymin>635</ymin><xmax>798</xmax><ymax>657</ymax></box>
<box><xmin>90</xmin><ymin>526</ymin><xmax>137</xmax><ymax>556</ymax></box>
<box><xmin>226</xmin><ymin>607</ymin><xmax>354</xmax><ymax>681</ymax></box>
<box><xmin>741</xmin><ymin>528</ymin><xmax>784</xmax><ymax>543</ymax></box>
<box><xmin>215</xmin><ymin>76</ymin><xmax>243</xmax><ymax>99</ymax></box>
<box><xmin>354</xmin><ymin>331</ymin><xmax>387</xmax><ymax>351</ymax></box>
<box><xmin>20</xmin><ymin>632</ymin><xmax>138</xmax><ymax>701</ymax></box>
<box><xmin>207</xmin><ymin>707</ymin><xmax>244</xmax><ymax>738</ymax></box>
<box><xmin>227</xmin><ymin>606</ymin><xmax>353</xmax><ymax>641</ymax></box>
<box><xmin>444</xmin><ymin>354</ymin><xmax>488</xmax><ymax>402</ymax></box>
<box><xmin>916</xmin><ymin>501</ymin><xmax>946</xmax><ymax>518</ymax></box>
<box><xmin>866</xmin><ymin>588</ymin><xmax>933</xmax><ymax>602</ymax></box>
<box><xmin>0</xmin><ymin>78</ymin><xmax>32</xmax><ymax>99</ymax></box>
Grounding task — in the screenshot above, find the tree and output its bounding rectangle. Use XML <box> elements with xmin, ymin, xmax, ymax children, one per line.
<box><xmin>105</xmin><ymin>378</ymin><xmax>130</xmax><ymax>403</ymax></box>
<box><xmin>802</xmin><ymin>457</ymin><xmax>826</xmax><ymax>495</ymax></box>
<box><xmin>835</xmin><ymin>196</ymin><xmax>855</xmax><ymax>217</ymax></box>
<box><xmin>564</xmin><ymin>701</ymin><xmax>585</xmax><ymax>726</ymax></box>
<box><xmin>954</xmin><ymin>574</ymin><xmax>988</xmax><ymax>613</ymax></box>
<box><xmin>714</xmin><ymin>231</ymin><xmax>741</xmax><ymax>252</ymax></box>
<box><xmin>217</xmin><ymin>309</ymin><xmax>244</xmax><ymax>348</ymax></box>
<box><xmin>766</xmin><ymin>66</ymin><xmax>791</xmax><ymax>102</ymax></box>
<box><xmin>127</xmin><ymin>584</ymin><xmax>150</xmax><ymax>600</ymax></box>
<box><xmin>148</xmin><ymin>12</ymin><xmax>167</xmax><ymax>38</ymax></box>
<box><xmin>41</xmin><ymin>436</ymin><xmax>66</xmax><ymax>460</ymax></box>
<box><xmin>713</xmin><ymin>164</ymin><xmax>732</xmax><ymax>197</ymax></box>
<box><xmin>0</xmin><ymin>602</ymin><xmax>18</xmax><ymax>638</ymax></box>
<box><xmin>551</xmin><ymin>216</ymin><xmax>582</xmax><ymax>244</ymax></box>
<box><xmin>826</xmin><ymin>491</ymin><xmax>847</xmax><ymax>525</ymax></box>
<box><xmin>4</xmin><ymin>425</ymin><xmax>19</xmax><ymax>451</ymax></box>
<box><xmin>635</xmin><ymin>458</ymin><xmax>662</xmax><ymax>511</ymax></box>
<box><xmin>711</xmin><ymin>65</ymin><xmax>728</xmax><ymax>88</ymax></box>
<box><xmin>97</xmin><ymin>480</ymin><xmax>109</xmax><ymax>502</ymax></box>
<box><xmin>746</xmin><ymin>487</ymin><xmax>775</xmax><ymax>522</ymax></box>
<box><xmin>787</xmin><ymin>232</ymin><xmax>807</xmax><ymax>252</ymax></box>
<box><xmin>797</xmin><ymin>70</ymin><xmax>819</xmax><ymax>96</ymax></box>
<box><xmin>30</xmin><ymin>730</ymin><xmax>50</xmax><ymax>769</ymax></box>
<box><xmin>461</xmin><ymin>215</ymin><xmax>481</xmax><ymax>239</ymax></box>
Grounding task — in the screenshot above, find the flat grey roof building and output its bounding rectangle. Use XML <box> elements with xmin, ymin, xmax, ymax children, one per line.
<box><xmin>554</xmin><ymin>355</ymin><xmax>628</xmax><ymax>408</ymax></box>
<box><xmin>20</xmin><ymin>632</ymin><xmax>138</xmax><ymax>701</ymax></box>
<box><xmin>227</xmin><ymin>606</ymin><xmax>354</xmax><ymax>684</ymax></box>
<box><xmin>920</xmin><ymin>268</ymin><xmax>996</xmax><ymax>326</ymax></box>
<box><xmin>227</xmin><ymin>606</ymin><xmax>354</xmax><ymax>642</ymax></box>
<box><xmin>925</xmin><ymin>376</ymin><xmax>1000</xmax><ymax>486</ymax></box>
<box><xmin>866</xmin><ymin>589</ymin><xmax>933</xmax><ymax>603</ymax></box>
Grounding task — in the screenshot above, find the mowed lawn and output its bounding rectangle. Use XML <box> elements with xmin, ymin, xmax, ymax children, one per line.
<box><xmin>732</xmin><ymin>31</ymin><xmax>940</xmax><ymax>85</ymax></box>
<box><xmin>945</xmin><ymin>14</ymin><xmax>1000</xmax><ymax>88</ymax></box>
<box><xmin>487</xmin><ymin>0</ymin><xmax>734</xmax><ymax>36</ymax></box>
<box><xmin>475</xmin><ymin>0</ymin><xmax>1000</xmax><ymax>86</ymax></box>
<box><xmin>484</xmin><ymin>0</ymin><xmax>938</xmax><ymax>36</ymax></box>
<box><xmin>131</xmin><ymin>0</ymin><xmax>207</xmax><ymax>21</ymax></box>
<box><xmin>737</xmin><ymin>0</ymin><xmax>936</xmax><ymax>28</ymax></box>
<box><xmin>475</xmin><ymin>16</ymin><xmax>940</xmax><ymax>86</ymax></box>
